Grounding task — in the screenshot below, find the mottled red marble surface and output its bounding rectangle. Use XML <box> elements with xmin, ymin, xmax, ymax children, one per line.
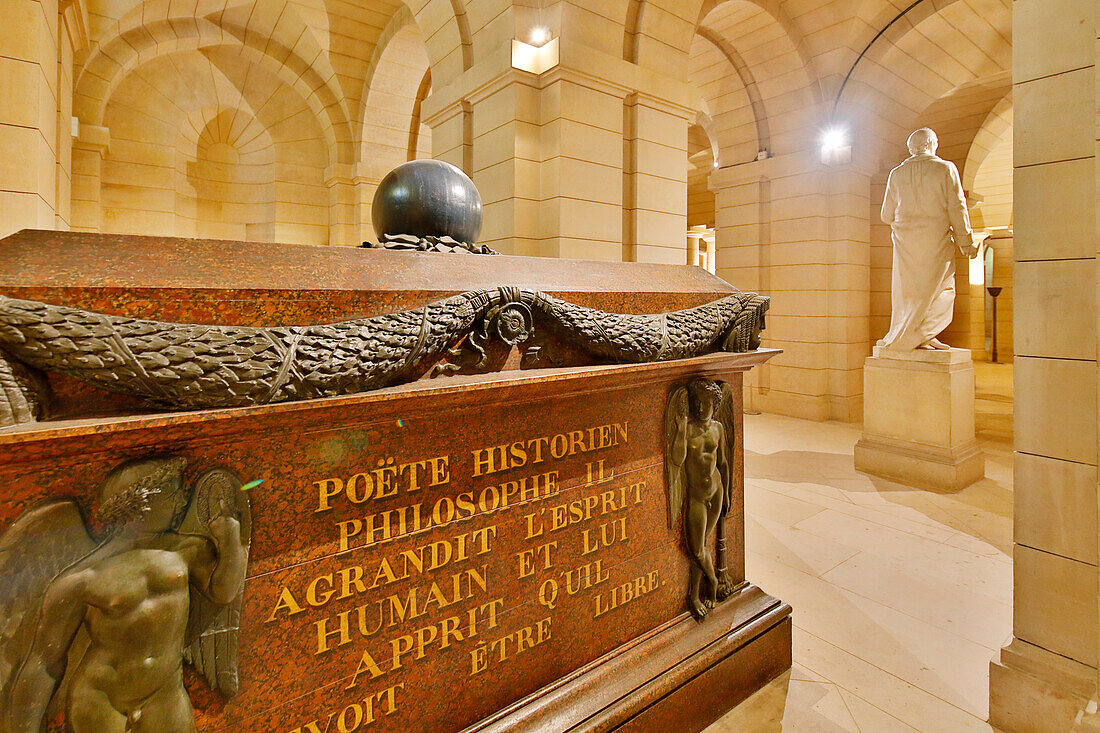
<box><xmin>2</xmin><ymin>354</ymin><xmax>774</xmax><ymax>733</ymax></box>
<box><xmin>0</xmin><ymin>229</ymin><xmax>755</xmax><ymax>421</ymax></box>
<box><xmin>0</xmin><ymin>229</ymin><xmax>736</xmax><ymax>325</ymax></box>
<box><xmin>0</xmin><ymin>231</ymin><xmax>777</xmax><ymax>731</ymax></box>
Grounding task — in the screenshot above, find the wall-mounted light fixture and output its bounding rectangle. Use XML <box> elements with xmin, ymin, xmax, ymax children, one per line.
<box><xmin>512</xmin><ymin>35</ymin><xmax>559</xmax><ymax>74</ymax></box>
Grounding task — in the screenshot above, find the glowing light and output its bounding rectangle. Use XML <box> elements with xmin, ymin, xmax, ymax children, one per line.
<box><xmin>240</xmin><ymin>479</ymin><xmax>264</xmax><ymax>492</ymax></box>
<box><xmin>969</xmin><ymin>233</ymin><xmax>990</xmax><ymax>284</ymax></box>
<box><xmin>397</xmin><ymin>418</ymin><xmax>405</xmax><ymax>427</ymax></box>
<box><xmin>530</xmin><ymin>26</ymin><xmax>550</xmax><ymax>46</ymax></box>
<box><xmin>821</xmin><ymin>128</ymin><xmax>847</xmax><ymax>152</ymax></box>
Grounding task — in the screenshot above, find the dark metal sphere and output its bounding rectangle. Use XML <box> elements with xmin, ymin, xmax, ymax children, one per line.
<box><xmin>371</xmin><ymin>160</ymin><xmax>483</xmax><ymax>244</ymax></box>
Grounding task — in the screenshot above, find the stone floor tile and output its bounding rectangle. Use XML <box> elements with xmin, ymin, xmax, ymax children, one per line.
<box><xmin>744</xmin><ymin>483</ymin><xmax>830</xmax><ymax>526</ymax></box>
<box><xmin>750</xmin><ymin>555</ymin><xmax>996</xmax><ymax>717</ymax></box>
<box><xmin>746</xmin><ymin>514</ymin><xmax>861</xmax><ymax>578</ymax></box>
<box><xmin>790</xmin><ymin>628</ymin><xmax>993</xmax><ymax>733</ymax></box>
<box><xmin>706</xmin><ymin>671</ymin><xmax>861</xmax><ymax>732</ymax></box>
<box><xmin>706</xmin><ymin>362</ymin><xmax>1011</xmax><ymax>732</ymax></box>
<box><xmin>819</xmin><ymin>552</ymin><xmax>1013</xmax><ymax>651</ymax></box>
<box><xmin>836</xmin><ymin>689</ymin><xmax>922</xmax><ymax>732</ymax></box>
<box><xmin>790</xmin><ymin>510</ymin><xmax>1012</xmax><ymax>603</ymax></box>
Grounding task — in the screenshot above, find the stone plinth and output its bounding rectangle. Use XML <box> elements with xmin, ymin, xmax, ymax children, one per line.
<box><xmin>854</xmin><ymin>346</ymin><xmax>984</xmax><ymax>490</ymax></box>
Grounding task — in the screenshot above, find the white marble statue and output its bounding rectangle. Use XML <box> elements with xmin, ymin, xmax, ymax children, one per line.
<box><xmin>878</xmin><ymin>128</ymin><xmax>977</xmax><ymax>351</ymax></box>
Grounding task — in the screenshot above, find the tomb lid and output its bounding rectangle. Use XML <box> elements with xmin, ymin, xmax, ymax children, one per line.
<box><xmin>0</xmin><ymin>230</ymin><xmax>733</xmax><ymax>292</ymax></box>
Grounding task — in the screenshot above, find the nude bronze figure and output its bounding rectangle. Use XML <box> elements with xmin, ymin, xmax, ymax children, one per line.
<box><xmin>665</xmin><ymin>378</ymin><xmax>737</xmax><ymax>619</ymax></box>
<box><xmin>0</xmin><ymin>457</ymin><xmax>251</xmax><ymax>732</ymax></box>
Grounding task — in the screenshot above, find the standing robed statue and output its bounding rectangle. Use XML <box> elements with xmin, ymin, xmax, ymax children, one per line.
<box><xmin>879</xmin><ymin>127</ymin><xmax>979</xmax><ymax>351</ymax></box>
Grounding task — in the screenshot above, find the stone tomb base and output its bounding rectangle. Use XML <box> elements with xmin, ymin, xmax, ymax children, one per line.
<box><xmin>0</xmin><ymin>231</ymin><xmax>790</xmax><ymax>733</ymax></box>
<box><xmin>854</xmin><ymin>346</ymin><xmax>984</xmax><ymax>491</ymax></box>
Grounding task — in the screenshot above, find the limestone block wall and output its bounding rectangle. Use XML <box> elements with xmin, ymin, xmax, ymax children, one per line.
<box><xmin>0</xmin><ymin>0</ymin><xmax>1029</xmax><ymax>423</ymax></box>
<box><xmin>713</xmin><ymin>153</ymin><xmax>871</xmax><ymax>422</ymax></box>
<box><xmin>0</xmin><ymin>0</ymin><xmax>73</xmax><ymax>232</ymax></box>
<box><xmin>989</xmin><ymin>1</ymin><xmax>1099</xmax><ymax>729</ymax></box>
<box><xmin>1</xmin><ymin>0</ymin><xmax>452</xmax><ymax>246</ymax></box>
<box><xmin>974</xmin><ymin>133</ymin><xmax>1014</xmax><ymax>229</ymax></box>
<box><xmin>985</xmin><ymin>233</ymin><xmax>1013</xmax><ymax>359</ymax></box>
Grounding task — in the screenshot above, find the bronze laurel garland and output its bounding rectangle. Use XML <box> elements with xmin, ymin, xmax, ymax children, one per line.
<box><xmin>0</xmin><ymin>288</ymin><xmax>768</xmax><ymax>425</ymax></box>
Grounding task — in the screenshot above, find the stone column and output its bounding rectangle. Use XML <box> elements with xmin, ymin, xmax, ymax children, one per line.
<box><xmin>988</xmin><ymin>1</ymin><xmax>1100</xmax><ymax>730</ymax></box>
<box><xmin>325</xmin><ymin>163</ymin><xmax>359</xmax><ymax>246</ymax></box>
<box><xmin>356</xmin><ymin>173</ymin><xmax>382</xmax><ymax>245</ymax></box>
<box><xmin>541</xmin><ymin>67</ymin><xmax>628</xmax><ymax>261</ymax></box>
<box><xmin>70</xmin><ymin>123</ymin><xmax>109</xmax><ymax>232</ymax></box>
<box><xmin>712</xmin><ymin>160</ymin><xmax>770</xmax><ymax>415</ymax></box>
<box><xmin>622</xmin><ymin>91</ymin><xmax>693</xmax><ymax>265</ymax></box>
<box><xmin>711</xmin><ymin>150</ymin><xmax>871</xmax><ymax>421</ymax></box>
<box><xmin>686</xmin><ymin>226</ymin><xmax>702</xmax><ymax>266</ymax></box>
<box><xmin>0</xmin><ymin>0</ymin><xmax>61</xmax><ymax>237</ymax></box>
<box><xmin>423</xmin><ymin>66</ymin><xmax>542</xmax><ymax>256</ymax></box>
<box><xmin>421</xmin><ymin>39</ymin><xmax>693</xmax><ymax>260</ymax></box>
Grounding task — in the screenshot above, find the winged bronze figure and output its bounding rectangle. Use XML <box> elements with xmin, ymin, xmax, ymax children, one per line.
<box><xmin>0</xmin><ymin>456</ymin><xmax>251</xmax><ymax>732</ymax></box>
<box><xmin>664</xmin><ymin>378</ymin><xmax>738</xmax><ymax>619</ymax></box>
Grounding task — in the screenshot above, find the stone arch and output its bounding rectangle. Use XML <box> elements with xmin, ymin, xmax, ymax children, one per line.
<box><xmin>402</xmin><ymin>0</ymin><xmax>473</xmax><ymax>85</ymax></box>
<box><xmin>408</xmin><ymin>67</ymin><xmax>433</xmax><ymax>160</ymax></box>
<box><xmin>839</xmin><ymin>0</ymin><xmax>1011</xmax><ymax>165</ymax></box>
<box><xmin>627</xmin><ymin>0</ymin><xmax>821</xmax><ymax>99</ymax></box>
<box><xmin>963</xmin><ymin>94</ymin><xmax>1013</xmax><ymax>192</ymax></box>
<box><xmin>624</xmin><ymin>0</ymin><xmax>701</xmax><ymax>75</ymax></box>
<box><xmin>694</xmin><ymin>109</ymin><xmax>720</xmax><ymax>166</ymax></box>
<box><xmin>74</xmin><ymin>0</ymin><xmax>354</xmax><ymax>164</ymax></box>
<box><xmin>360</xmin><ymin>19</ymin><xmax>432</xmax><ymax>177</ymax></box>
<box><xmin>173</xmin><ymin>106</ymin><xmax>277</xmax><ymax>241</ymax></box>
<box><xmin>700</xmin><ymin>0</ymin><xmax>819</xmax><ymax>96</ymax></box>
<box><xmin>623</xmin><ymin>0</ymin><xmax>644</xmax><ymax>63</ymax></box>
<box><xmin>695</xmin><ymin>26</ymin><xmax>769</xmax><ymax>157</ymax></box>
<box><xmin>360</xmin><ymin>7</ymin><xmax>416</xmax><ymax>132</ymax></box>
<box><xmin>92</xmin><ymin>37</ymin><xmax>332</xmax><ymax>244</ymax></box>
<box><xmin>691</xmin><ymin>0</ymin><xmax>820</xmax><ymax>161</ymax></box>
<box><xmin>448</xmin><ymin>0</ymin><xmax>473</xmax><ymax>70</ymax></box>
<box><xmin>848</xmin><ymin>0</ymin><xmax>986</xmax><ymax>86</ymax></box>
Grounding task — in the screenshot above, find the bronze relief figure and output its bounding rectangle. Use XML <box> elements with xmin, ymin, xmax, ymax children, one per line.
<box><xmin>665</xmin><ymin>378</ymin><xmax>737</xmax><ymax>619</ymax></box>
<box><xmin>0</xmin><ymin>457</ymin><xmax>251</xmax><ymax>732</ymax></box>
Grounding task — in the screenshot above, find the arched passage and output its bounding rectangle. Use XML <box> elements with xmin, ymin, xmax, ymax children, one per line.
<box><xmin>359</xmin><ymin>13</ymin><xmax>434</xmax><ymax>238</ymax></box>
<box><xmin>86</xmin><ymin>39</ymin><xmax>332</xmax><ymax>243</ymax></box>
<box><xmin>75</xmin><ymin>2</ymin><xmax>354</xmax><ymax>166</ymax></box>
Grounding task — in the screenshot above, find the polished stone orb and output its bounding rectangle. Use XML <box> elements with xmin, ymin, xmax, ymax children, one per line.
<box><xmin>371</xmin><ymin>160</ymin><xmax>483</xmax><ymax>244</ymax></box>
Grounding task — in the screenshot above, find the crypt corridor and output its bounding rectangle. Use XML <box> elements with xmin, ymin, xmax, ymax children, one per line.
<box><xmin>0</xmin><ymin>0</ymin><xmax>1095</xmax><ymax>729</ymax></box>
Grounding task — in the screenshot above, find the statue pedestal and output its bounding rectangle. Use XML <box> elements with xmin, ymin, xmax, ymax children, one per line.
<box><xmin>854</xmin><ymin>346</ymin><xmax>984</xmax><ymax>490</ymax></box>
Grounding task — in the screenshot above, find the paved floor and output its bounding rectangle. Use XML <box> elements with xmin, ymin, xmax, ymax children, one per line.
<box><xmin>705</xmin><ymin>361</ymin><xmax>1013</xmax><ymax>732</ymax></box>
